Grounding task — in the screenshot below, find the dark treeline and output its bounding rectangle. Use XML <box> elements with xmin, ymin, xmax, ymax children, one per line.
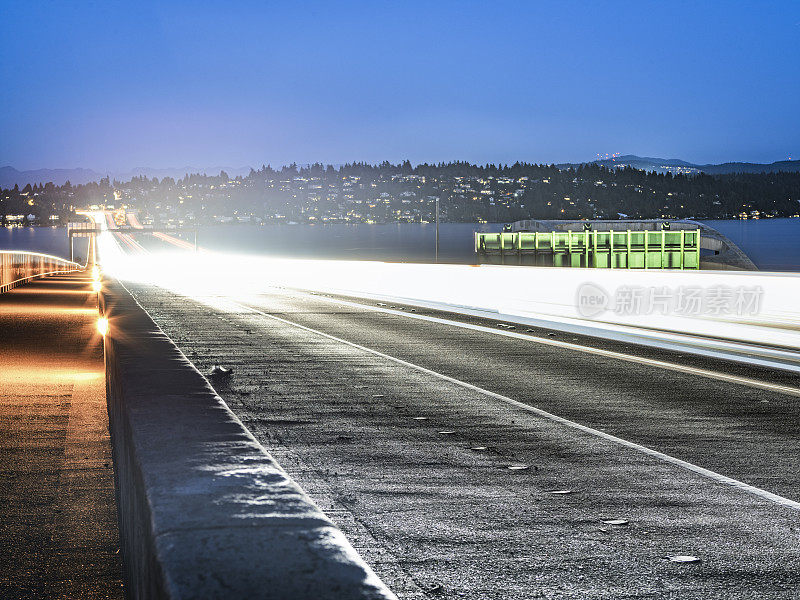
<box><xmin>2</xmin><ymin>162</ymin><xmax>799</xmax><ymax>225</ymax></box>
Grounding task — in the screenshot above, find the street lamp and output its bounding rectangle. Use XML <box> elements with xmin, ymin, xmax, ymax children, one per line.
<box><xmin>435</xmin><ymin>197</ymin><xmax>439</xmax><ymax>263</ymax></box>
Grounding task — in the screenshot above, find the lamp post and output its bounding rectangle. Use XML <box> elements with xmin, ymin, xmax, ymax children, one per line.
<box><xmin>435</xmin><ymin>197</ymin><xmax>439</xmax><ymax>263</ymax></box>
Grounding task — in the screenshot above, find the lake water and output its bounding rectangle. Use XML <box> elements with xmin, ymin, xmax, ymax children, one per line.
<box><xmin>0</xmin><ymin>226</ymin><xmax>89</xmax><ymax>261</ymax></box>
<box><xmin>2</xmin><ymin>220</ymin><xmax>798</xmax><ymax>272</ymax></box>
<box><xmin>698</xmin><ymin>219</ymin><xmax>800</xmax><ymax>271</ymax></box>
<box><xmin>189</xmin><ymin>223</ymin><xmax>502</xmax><ymax>264</ymax></box>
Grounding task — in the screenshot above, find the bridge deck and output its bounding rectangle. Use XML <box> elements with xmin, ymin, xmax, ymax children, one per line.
<box><xmin>127</xmin><ymin>281</ymin><xmax>800</xmax><ymax>599</ymax></box>
<box><xmin>0</xmin><ymin>273</ymin><xmax>122</xmax><ymax>599</ymax></box>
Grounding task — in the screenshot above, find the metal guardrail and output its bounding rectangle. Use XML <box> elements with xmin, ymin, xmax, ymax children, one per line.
<box><xmin>475</xmin><ymin>229</ymin><xmax>701</xmax><ymax>269</ymax></box>
<box><xmin>0</xmin><ymin>251</ymin><xmax>82</xmax><ymax>294</ymax></box>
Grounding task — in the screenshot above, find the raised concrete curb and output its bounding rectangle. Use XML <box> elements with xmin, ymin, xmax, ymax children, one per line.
<box><xmin>100</xmin><ymin>278</ymin><xmax>395</xmax><ymax>600</ymax></box>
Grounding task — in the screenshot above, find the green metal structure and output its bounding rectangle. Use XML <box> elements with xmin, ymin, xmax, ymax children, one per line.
<box><xmin>475</xmin><ymin>229</ymin><xmax>701</xmax><ymax>269</ymax></box>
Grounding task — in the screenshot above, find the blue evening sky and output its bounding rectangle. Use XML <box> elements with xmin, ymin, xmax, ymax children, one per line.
<box><xmin>1</xmin><ymin>0</ymin><xmax>798</xmax><ymax>170</ymax></box>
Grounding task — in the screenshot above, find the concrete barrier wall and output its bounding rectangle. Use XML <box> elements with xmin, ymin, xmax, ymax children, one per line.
<box><xmin>100</xmin><ymin>278</ymin><xmax>395</xmax><ymax>600</ymax></box>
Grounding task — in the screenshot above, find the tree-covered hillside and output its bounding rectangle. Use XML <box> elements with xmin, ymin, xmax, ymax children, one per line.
<box><xmin>2</xmin><ymin>162</ymin><xmax>798</xmax><ymax>225</ymax></box>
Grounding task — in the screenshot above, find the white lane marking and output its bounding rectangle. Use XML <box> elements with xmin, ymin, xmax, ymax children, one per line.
<box><xmin>288</xmin><ymin>292</ymin><xmax>800</xmax><ymax>398</ymax></box>
<box><xmin>233</xmin><ymin>298</ymin><xmax>800</xmax><ymax>512</ymax></box>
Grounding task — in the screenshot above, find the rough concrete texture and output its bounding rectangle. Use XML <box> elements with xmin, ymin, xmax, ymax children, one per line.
<box><xmin>100</xmin><ymin>279</ymin><xmax>395</xmax><ymax>599</ymax></box>
<box><xmin>127</xmin><ymin>282</ymin><xmax>800</xmax><ymax>600</ymax></box>
<box><xmin>0</xmin><ymin>273</ymin><xmax>123</xmax><ymax>599</ymax></box>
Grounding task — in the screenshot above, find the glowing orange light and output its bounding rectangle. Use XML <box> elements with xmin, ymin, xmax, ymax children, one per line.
<box><xmin>97</xmin><ymin>317</ymin><xmax>109</xmax><ymax>336</ymax></box>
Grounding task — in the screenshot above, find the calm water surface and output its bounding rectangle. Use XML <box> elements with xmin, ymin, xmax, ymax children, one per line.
<box><xmin>2</xmin><ymin>220</ymin><xmax>798</xmax><ymax>271</ymax></box>
<box><xmin>698</xmin><ymin>219</ymin><xmax>800</xmax><ymax>271</ymax></box>
<box><xmin>190</xmin><ymin>223</ymin><xmax>502</xmax><ymax>264</ymax></box>
<box><xmin>0</xmin><ymin>226</ymin><xmax>88</xmax><ymax>261</ymax></box>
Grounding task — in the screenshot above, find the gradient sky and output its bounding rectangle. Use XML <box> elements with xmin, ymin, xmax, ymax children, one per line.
<box><xmin>1</xmin><ymin>0</ymin><xmax>799</xmax><ymax>171</ymax></box>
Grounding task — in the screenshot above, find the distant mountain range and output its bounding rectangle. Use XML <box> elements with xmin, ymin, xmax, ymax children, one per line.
<box><xmin>0</xmin><ymin>166</ymin><xmax>104</xmax><ymax>187</ymax></box>
<box><xmin>558</xmin><ymin>154</ymin><xmax>800</xmax><ymax>175</ymax></box>
<box><xmin>2</xmin><ymin>156</ymin><xmax>800</xmax><ymax>188</ymax></box>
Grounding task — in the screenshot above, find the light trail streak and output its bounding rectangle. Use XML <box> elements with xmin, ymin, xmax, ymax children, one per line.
<box><xmin>96</xmin><ymin>235</ymin><xmax>800</xmax><ymax>373</ymax></box>
<box><xmin>152</xmin><ymin>231</ymin><xmax>195</xmax><ymax>251</ymax></box>
<box><xmin>114</xmin><ymin>232</ymin><xmax>147</xmax><ymax>254</ymax></box>
<box><xmin>127</xmin><ymin>209</ymin><xmax>193</xmax><ymax>251</ymax></box>
<box><xmin>82</xmin><ymin>210</ymin><xmax>147</xmax><ymax>255</ymax></box>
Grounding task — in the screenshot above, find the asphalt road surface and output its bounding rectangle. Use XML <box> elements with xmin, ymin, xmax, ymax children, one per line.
<box><xmin>127</xmin><ymin>281</ymin><xmax>800</xmax><ymax>600</ymax></box>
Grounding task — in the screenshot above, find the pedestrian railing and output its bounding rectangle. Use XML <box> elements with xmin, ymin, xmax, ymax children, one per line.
<box><xmin>0</xmin><ymin>251</ymin><xmax>82</xmax><ymax>294</ymax></box>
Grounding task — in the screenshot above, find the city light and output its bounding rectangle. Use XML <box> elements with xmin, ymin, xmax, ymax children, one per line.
<box><xmin>92</xmin><ymin>280</ymin><xmax>102</xmax><ymax>293</ymax></box>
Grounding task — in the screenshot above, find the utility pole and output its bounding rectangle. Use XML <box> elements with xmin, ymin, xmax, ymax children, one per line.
<box><xmin>435</xmin><ymin>197</ymin><xmax>439</xmax><ymax>263</ymax></box>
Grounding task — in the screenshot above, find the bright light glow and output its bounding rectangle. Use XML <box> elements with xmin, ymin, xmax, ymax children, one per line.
<box><xmin>91</xmin><ymin>266</ymin><xmax>101</xmax><ymax>281</ymax></box>
<box><xmin>92</xmin><ymin>280</ymin><xmax>102</xmax><ymax>293</ymax></box>
<box><xmin>97</xmin><ymin>317</ymin><xmax>109</xmax><ymax>336</ymax></box>
<box><xmin>94</xmin><ymin>226</ymin><xmax>800</xmax><ymax>371</ymax></box>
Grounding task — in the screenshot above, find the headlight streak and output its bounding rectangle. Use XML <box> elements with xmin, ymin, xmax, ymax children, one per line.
<box><xmin>96</xmin><ymin>233</ymin><xmax>800</xmax><ymax>369</ymax></box>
